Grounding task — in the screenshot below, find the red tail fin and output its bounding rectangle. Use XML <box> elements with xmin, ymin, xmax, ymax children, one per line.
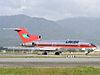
<box><xmin>14</xmin><ymin>28</ymin><xmax>41</xmax><ymax>43</ymax></box>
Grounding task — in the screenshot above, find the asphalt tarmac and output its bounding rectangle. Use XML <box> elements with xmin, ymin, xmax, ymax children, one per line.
<box><xmin>0</xmin><ymin>58</ymin><xmax>100</xmax><ymax>67</ymax></box>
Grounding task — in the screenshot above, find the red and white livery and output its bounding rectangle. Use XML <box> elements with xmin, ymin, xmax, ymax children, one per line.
<box><xmin>13</xmin><ymin>27</ymin><xmax>96</xmax><ymax>55</ymax></box>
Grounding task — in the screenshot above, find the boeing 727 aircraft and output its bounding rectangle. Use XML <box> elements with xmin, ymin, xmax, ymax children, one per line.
<box><xmin>3</xmin><ymin>27</ymin><xmax>97</xmax><ymax>55</ymax></box>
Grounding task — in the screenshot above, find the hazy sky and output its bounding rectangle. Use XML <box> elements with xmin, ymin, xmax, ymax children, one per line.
<box><xmin>0</xmin><ymin>0</ymin><xmax>100</xmax><ymax>20</ymax></box>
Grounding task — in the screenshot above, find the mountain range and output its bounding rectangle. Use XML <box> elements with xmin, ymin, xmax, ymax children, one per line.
<box><xmin>0</xmin><ymin>14</ymin><xmax>100</xmax><ymax>46</ymax></box>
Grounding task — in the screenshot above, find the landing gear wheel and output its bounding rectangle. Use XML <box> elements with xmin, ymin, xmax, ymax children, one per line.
<box><xmin>42</xmin><ymin>51</ymin><xmax>47</xmax><ymax>55</ymax></box>
<box><xmin>55</xmin><ymin>52</ymin><xmax>60</xmax><ymax>55</ymax></box>
<box><xmin>85</xmin><ymin>51</ymin><xmax>90</xmax><ymax>56</ymax></box>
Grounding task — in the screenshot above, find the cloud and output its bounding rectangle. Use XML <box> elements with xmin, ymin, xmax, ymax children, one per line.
<box><xmin>0</xmin><ymin>0</ymin><xmax>100</xmax><ymax>20</ymax></box>
<box><xmin>72</xmin><ymin>0</ymin><xmax>100</xmax><ymax>16</ymax></box>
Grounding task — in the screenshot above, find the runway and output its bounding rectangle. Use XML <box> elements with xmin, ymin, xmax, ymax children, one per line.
<box><xmin>0</xmin><ymin>58</ymin><xmax>100</xmax><ymax>67</ymax></box>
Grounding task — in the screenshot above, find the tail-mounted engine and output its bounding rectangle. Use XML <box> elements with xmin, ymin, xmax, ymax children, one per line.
<box><xmin>21</xmin><ymin>42</ymin><xmax>36</xmax><ymax>47</ymax></box>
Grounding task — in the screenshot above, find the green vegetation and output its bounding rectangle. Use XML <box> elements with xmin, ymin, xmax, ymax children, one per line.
<box><xmin>0</xmin><ymin>67</ymin><xmax>100</xmax><ymax>75</ymax></box>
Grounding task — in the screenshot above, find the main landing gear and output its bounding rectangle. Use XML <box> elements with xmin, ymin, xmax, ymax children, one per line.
<box><xmin>42</xmin><ymin>51</ymin><xmax>62</xmax><ymax>55</ymax></box>
<box><xmin>55</xmin><ymin>51</ymin><xmax>62</xmax><ymax>55</ymax></box>
<box><xmin>42</xmin><ymin>51</ymin><xmax>48</xmax><ymax>55</ymax></box>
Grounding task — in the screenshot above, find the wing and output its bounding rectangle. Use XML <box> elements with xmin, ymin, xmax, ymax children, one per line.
<box><xmin>3</xmin><ymin>46</ymin><xmax>60</xmax><ymax>51</ymax></box>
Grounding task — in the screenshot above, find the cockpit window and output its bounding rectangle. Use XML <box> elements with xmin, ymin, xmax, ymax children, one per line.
<box><xmin>91</xmin><ymin>43</ymin><xmax>95</xmax><ymax>46</ymax></box>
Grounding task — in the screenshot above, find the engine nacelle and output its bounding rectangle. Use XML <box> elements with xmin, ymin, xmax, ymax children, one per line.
<box><xmin>21</xmin><ymin>42</ymin><xmax>36</xmax><ymax>47</ymax></box>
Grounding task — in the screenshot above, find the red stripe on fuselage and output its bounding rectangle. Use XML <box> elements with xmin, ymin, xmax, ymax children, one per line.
<box><xmin>35</xmin><ymin>44</ymin><xmax>94</xmax><ymax>48</ymax></box>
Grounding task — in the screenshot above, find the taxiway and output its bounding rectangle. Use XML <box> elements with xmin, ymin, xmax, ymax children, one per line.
<box><xmin>0</xmin><ymin>58</ymin><xmax>99</xmax><ymax>67</ymax></box>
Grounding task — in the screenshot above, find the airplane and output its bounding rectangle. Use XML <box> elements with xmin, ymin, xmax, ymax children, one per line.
<box><xmin>3</xmin><ymin>27</ymin><xmax>97</xmax><ymax>55</ymax></box>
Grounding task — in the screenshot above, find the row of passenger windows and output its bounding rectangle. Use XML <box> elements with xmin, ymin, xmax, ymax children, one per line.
<box><xmin>66</xmin><ymin>41</ymin><xmax>79</xmax><ymax>43</ymax></box>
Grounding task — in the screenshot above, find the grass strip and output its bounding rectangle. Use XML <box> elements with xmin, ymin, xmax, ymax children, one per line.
<box><xmin>0</xmin><ymin>67</ymin><xmax>99</xmax><ymax>75</ymax></box>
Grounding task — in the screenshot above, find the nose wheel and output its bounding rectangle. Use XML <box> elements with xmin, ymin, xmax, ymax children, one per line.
<box><xmin>85</xmin><ymin>50</ymin><xmax>90</xmax><ymax>55</ymax></box>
